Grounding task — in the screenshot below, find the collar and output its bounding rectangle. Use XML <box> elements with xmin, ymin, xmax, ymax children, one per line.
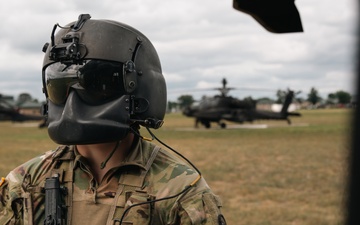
<box><xmin>70</xmin><ymin>137</ymin><xmax>154</xmax><ymax>171</ymax></box>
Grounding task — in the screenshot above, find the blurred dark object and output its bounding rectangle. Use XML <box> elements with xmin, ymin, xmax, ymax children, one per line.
<box><xmin>233</xmin><ymin>0</ymin><xmax>303</xmax><ymax>33</ymax></box>
<box><xmin>233</xmin><ymin>0</ymin><xmax>358</xmax><ymax>223</ymax></box>
<box><xmin>346</xmin><ymin>4</ymin><xmax>360</xmax><ymax>224</ymax></box>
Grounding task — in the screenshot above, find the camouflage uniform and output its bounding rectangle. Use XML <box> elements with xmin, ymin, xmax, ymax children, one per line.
<box><xmin>0</xmin><ymin>138</ymin><xmax>225</xmax><ymax>225</ymax></box>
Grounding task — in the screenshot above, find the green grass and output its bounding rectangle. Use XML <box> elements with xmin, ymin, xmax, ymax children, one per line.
<box><xmin>0</xmin><ymin>108</ymin><xmax>351</xmax><ymax>225</ymax></box>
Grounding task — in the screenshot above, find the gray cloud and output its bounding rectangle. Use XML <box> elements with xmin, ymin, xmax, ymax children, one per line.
<box><xmin>0</xmin><ymin>0</ymin><xmax>357</xmax><ymax>102</ymax></box>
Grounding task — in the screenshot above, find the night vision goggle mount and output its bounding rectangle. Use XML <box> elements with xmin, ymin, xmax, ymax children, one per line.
<box><xmin>48</xmin><ymin>33</ymin><xmax>87</xmax><ymax>64</ymax></box>
<box><xmin>43</xmin><ymin>14</ymin><xmax>91</xmax><ymax>65</ymax></box>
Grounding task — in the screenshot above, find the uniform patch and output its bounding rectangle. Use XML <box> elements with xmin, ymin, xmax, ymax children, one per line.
<box><xmin>218</xmin><ymin>214</ymin><xmax>227</xmax><ymax>225</ymax></box>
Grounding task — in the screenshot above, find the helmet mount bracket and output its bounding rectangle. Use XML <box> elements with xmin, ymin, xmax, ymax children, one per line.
<box><xmin>49</xmin><ymin>32</ymin><xmax>88</xmax><ymax>65</ymax></box>
<box><xmin>47</xmin><ymin>14</ymin><xmax>91</xmax><ymax>64</ymax></box>
<box><xmin>123</xmin><ymin>60</ymin><xmax>137</xmax><ymax>93</ymax></box>
<box><xmin>123</xmin><ymin>38</ymin><xmax>142</xmax><ymax>93</ymax></box>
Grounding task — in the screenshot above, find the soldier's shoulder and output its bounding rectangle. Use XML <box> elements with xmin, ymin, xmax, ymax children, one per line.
<box><xmin>5</xmin><ymin>145</ymin><xmax>69</xmax><ymax>185</ymax></box>
<box><xmin>144</xmin><ymin>141</ymin><xmax>205</xmax><ymax>191</ymax></box>
<box><xmin>139</xmin><ymin>140</ymin><xmax>188</xmax><ymax>165</ymax></box>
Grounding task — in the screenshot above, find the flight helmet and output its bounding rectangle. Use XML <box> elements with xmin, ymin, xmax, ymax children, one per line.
<box><xmin>42</xmin><ymin>14</ymin><xmax>166</xmax><ymax>145</ymax></box>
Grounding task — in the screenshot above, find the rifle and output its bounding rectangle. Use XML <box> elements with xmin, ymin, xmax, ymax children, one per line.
<box><xmin>43</xmin><ymin>174</ymin><xmax>66</xmax><ymax>225</ymax></box>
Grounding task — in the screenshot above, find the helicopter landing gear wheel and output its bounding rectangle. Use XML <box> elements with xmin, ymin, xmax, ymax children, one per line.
<box><xmin>220</xmin><ymin>122</ymin><xmax>226</xmax><ymax>129</ymax></box>
<box><xmin>204</xmin><ymin>122</ymin><xmax>211</xmax><ymax>129</ymax></box>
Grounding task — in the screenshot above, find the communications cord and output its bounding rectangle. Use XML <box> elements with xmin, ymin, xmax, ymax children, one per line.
<box><xmin>116</xmin><ymin>127</ymin><xmax>203</xmax><ymax>224</ymax></box>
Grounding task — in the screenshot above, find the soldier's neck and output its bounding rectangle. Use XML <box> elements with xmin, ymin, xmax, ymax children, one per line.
<box><xmin>76</xmin><ymin>133</ymin><xmax>134</xmax><ymax>183</ymax></box>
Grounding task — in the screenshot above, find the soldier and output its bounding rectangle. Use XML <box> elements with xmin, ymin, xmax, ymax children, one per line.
<box><xmin>0</xmin><ymin>14</ymin><xmax>226</xmax><ymax>225</ymax></box>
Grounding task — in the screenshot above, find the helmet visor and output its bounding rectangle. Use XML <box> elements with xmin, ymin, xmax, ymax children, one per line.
<box><xmin>44</xmin><ymin>60</ymin><xmax>126</xmax><ymax>105</ymax></box>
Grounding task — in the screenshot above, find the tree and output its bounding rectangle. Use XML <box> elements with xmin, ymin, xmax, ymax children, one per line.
<box><xmin>327</xmin><ymin>93</ymin><xmax>337</xmax><ymax>105</ymax></box>
<box><xmin>275</xmin><ymin>89</ymin><xmax>286</xmax><ymax>103</ymax></box>
<box><xmin>334</xmin><ymin>90</ymin><xmax>351</xmax><ymax>104</ymax></box>
<box><xmin>17</xmin><ymin>93</ymin><xmax>32</xmax><ymax>104</ymax></box>
<box><xmin>327</xmin><ymin>90</ymin><xmax>351</xmax><ymax>105</ymax></box>
<box><xmin>307</xmin><ymin>87</ymin><xmax>322</xmax><ymax>105</ymax></box>
<box><xmin>167</xmin><ymin>101</ymin><xmax>179</xmax><ymax>112</ymax></box>
<box><xmin>177</xmin><ymin>95</ymin><xmax>195</xmax><ymax>109</ymax></box>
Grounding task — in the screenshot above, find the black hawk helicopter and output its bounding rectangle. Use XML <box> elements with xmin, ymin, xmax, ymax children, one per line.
<box><xmin>0</xmin><ymin>94</ymin><xmax>44</xmax><ymax>122</ymax></box>
<box><xmin>182</xmin><ymin>78</ymin><xmax>301</xmax><ymax>128</ymax></box>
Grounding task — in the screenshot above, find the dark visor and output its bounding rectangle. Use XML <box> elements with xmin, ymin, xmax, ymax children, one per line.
<box><xmin>45</xmin><ymin>60</ymin><xmax>126</xmax><ymax>105</ymax></box>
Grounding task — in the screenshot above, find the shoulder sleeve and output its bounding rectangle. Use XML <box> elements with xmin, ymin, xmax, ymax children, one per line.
<box><xmin>0</xmin><ymin>177</ymin><xmax>23</xmax><ymax>225</ymax></box>
<box><xmin>0</xmin><ymin>148</ymin><xmax>61</xmax><ymax>225</ymax></box>
<box><xmin>146</xmin><ymin>144</ymin><xmax>226</xmax><ymax>225</ymax></box>
<box><xmin>178</xmin><ymin>189</ymin><xmax>226</xmax><ymax>225</ymax></box>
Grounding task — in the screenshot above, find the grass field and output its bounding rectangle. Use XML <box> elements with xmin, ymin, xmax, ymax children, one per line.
<box><xmin>0</xmin><ymin>108</ymin><xmax>352</xmax><ymax>225</ymax></box>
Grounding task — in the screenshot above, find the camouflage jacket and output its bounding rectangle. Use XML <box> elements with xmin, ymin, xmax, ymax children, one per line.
<box><xmin>0</xmin><ymin>138</ymin><xmax>226</xmax><ymax>225</ymax></box>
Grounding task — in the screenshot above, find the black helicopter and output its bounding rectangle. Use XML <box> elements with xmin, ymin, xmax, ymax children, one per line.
<box><xmin>182</xmin><ymin>78</ymin><xmax>301</xmax><ymax>128</ymax></box>
<box><xmin>0</xmin><ymin>94</ymin><xmax>44</xmax><ymax>122</ymax></box>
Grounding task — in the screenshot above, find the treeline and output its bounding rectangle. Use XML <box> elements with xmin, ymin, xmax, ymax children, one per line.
<box><xmin>167</xmin><ymin>87</ymin><xmax>354</xmax><ymax>112</ymax></box>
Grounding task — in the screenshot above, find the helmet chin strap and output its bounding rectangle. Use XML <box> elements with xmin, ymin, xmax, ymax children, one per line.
<box><xmin>100</xmin><ymin>141</ymin><xmax>121</xmax><ymax>169</ymax></box>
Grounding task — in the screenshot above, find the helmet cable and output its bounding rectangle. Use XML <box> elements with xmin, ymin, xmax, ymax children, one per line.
<box><xmin>116</xmin><ymin>126</ymin><xmax>202</xmax><ymax>224</ymax></box>
<box><xmin>100</xmin><ymin>141</ymin><xmax>120</xmax><ymax>169</ymax></box>
<box><xmin>145</xmin><ymin>127</ymin><xmax>202</xmax><ymax>176</ymax></box>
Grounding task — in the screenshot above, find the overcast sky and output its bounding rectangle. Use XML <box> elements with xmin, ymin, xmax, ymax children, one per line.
<box><xmin>0</xmin><ymin>0</ymin><xmax>357</xmax><ymax>102</ymax></box>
